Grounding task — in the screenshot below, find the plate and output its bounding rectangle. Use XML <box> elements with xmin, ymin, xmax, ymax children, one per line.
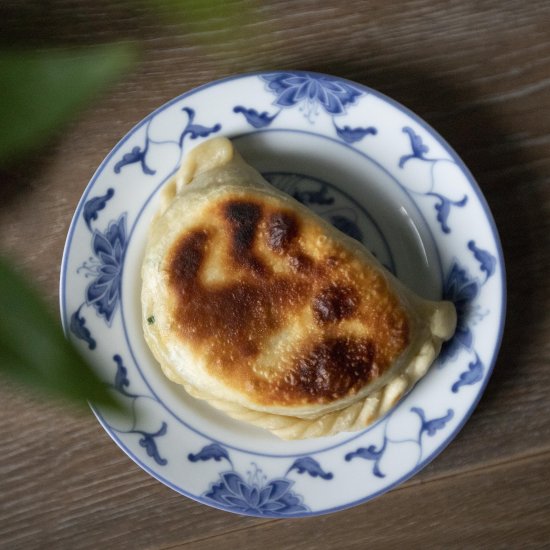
<box><xmin>60</xmin><ymin>71</ymin><xmax>505</xmax><ymax>517</ymax></box>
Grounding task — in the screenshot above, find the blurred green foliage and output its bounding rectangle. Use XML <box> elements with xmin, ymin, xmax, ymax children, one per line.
<box><xmin>0</xmin><ymin>43</ymin><xmax>136</xmax><ymax>410</ymax></box>
<box><xmin>0</xmin><ymin>258</ymin><xmax>121</xmax><ymax>410</ymax></box>
<box><xmin>0</xmin><ymin>44</ymin><xmax>136</xmax><ymax>166</ymax></box>
<box><xmin>0</xmin><ymin>0</ymin><xmax>257</xmax><ymax>409</ymax></box>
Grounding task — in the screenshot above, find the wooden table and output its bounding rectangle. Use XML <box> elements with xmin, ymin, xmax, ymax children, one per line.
<box><xmin>1</xmin><ymin>1</ymin><xmax>549</xmax><ymax>547</ymax></box>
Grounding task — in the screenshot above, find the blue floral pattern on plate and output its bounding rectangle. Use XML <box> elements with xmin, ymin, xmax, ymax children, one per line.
<box><xmin>345</xmin><ymin>407</ymin><xmax>454</xmax><ymax>478</ymax></box>
<box><xmin>440</xmin><ymin>239</ymin><xmax>497</xmax><ymax>392</ymax></box>
<box><xmin>70</xmin><ymin>188</ymin><xmax>126</xmax><ymax>345</ymax></box>
<box><xmin>399</xmin><ymin>126</ymin><xmax>468</xmax><ymax>234</ymax></box>
<box><xmin>188</xmin><ymin>443</ymin><xmax>332</xmax><ymax>516</ymax></box>
<box><xmin>86</xmin><ymin>215</ymin><xmax>127</xmax><ymax>324</ymax></box>
<box><xmin>114</xmin><ymin>107</ymin><xmax>222</xmax><ymax>176</ymax></box>
<box><xmin>60</xmin><ymin>71</ymin><xmax>505</xmax><ymax>517</ymax></box>
<box><xmin>107</xmin><ymin>354</ymin><xmax>169</xmax><ymax>466</ymax></box>
<box><xmin>262</xmin><ymin>72</ymin><xmax>363</xmax><ymax>116</ymax></box>
<box><xmin>235</xmin><ymin>72</ymin><xmax>377</xmax><ymax>144</ymax></box>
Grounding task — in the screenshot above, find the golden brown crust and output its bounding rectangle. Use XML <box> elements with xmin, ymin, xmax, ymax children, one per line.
<box><xmin>165</xmin><ymin>194</ymin><xmax>410</xmax><ymax>407</ymax></box>
<box><xmin>142</xmin><ymin>137</ymin><xmax>457</xmax><ymax>439</ymax></box>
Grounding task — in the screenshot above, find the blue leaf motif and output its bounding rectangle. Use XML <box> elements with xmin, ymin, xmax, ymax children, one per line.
<box><xmin>83</xmin><ymin>188</ymin><xmax>114</xmax><ymax>231</ymax></box>
<box><xmin>468</xmin><ymin>240</ymin><xmax>496</xmax><ymax>282</ymax></box>
<box><xmin>114</xmin><ymin>145</ymin><xmax>156</xmax><ymax>175</ymax></box>
<box><xmin>399</xmin><ymin>126</ymin><xmax>467</xmax><ymax>232</ymax></box>
<box><xmin>345</xmin><ymin>407</ymin><xmax>454</xmax><ymax>477</ymax></box>
<box><xmin>412</xmin><ymin>407</ymin><xmax>454</xmax><ymax>438</ymax></box>
<box><xmin>179</xmin><ymin>107</ymin><xmax>221</xmax><ymax>145</ymax></box>
<box><xmin>113</xmin><ymin>354</ymin><xmax>129</xmax><ymax>391</ymax></box>
<box><xmin>399</xmin><ymin>126</ymin><xmax>431</xmax><ymax>167</ymax></box>
<box><xmin>136</xmin><ymin>423</ymin><xmax>168</xmax><ymax>466</ymax></box>
<box><xmin>103</xmin><ymin>362</ymin><xmax>169</xmax><ymax>465</ymax></box>
<box><xmin>333</xmin><ymin>121</ymin><xmax>377</xmax><ymax>143</ymax></box>
<box><xmin>233</xmin><ymin>106</ymin><xmax>280</xmax><ymax>128</ymax></box>
<box><xmin>286</xmin><ymin>457</ymin><xmax>333</xmax><ymax>480</ymax></box>
<box><xmin>114</xmin><ymin>107</ymin><xmax>220</xmax><ymax>176</ymax></box>
<box><xmin>292</xmin><ymin>184</ymin><xmax>334</xmax><ymax>206</ymax></box>
<box><xmin>69</xmin><ymin>305</ymin><xmax>96</xmax><ymax>350</ymax></box>
<box><xmin>188</xmin><ymin>443</ymin><xmax>232</xmax><ymax>466</ymax></box>
<box><xmin>112</xmin><ymin>354</ymin><xmax>138</xmax><ymax>397</ymax></box>
<box><xmin>344</xmin><ymin>444</ymin><xmax>386</xmax><ymax>478</ymax></box>
<box><xmin>330</xmin><ymin>215</ymin><xmax>363</xmax><ymax>242</ymax></box>
<box><xmin>452</xmin><ymin>354</ymin><xmax>484</xmax><ymax>393</ymax></box>
<box><xmin>426</xmin><ymin>192</ymin><xmax>468</xmax><ymax>234</ymax></box>
<box><xmin>440</xmin><ymin>263</ymin><xmax>480</xmax><ymax>361</ymax></box>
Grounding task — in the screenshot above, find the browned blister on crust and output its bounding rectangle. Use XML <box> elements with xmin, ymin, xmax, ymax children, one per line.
<box><xmin>165</xmin><ymin>195</ymin><xmax>409</xmax><ymax>408</ymax></box>
<box><xmin>142</xmin><ymin>137</ymin><xmax>456</xmax><ymax>439</ymax></box>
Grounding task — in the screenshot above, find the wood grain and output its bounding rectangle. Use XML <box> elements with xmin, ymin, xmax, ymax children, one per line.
<box><xmin>1</xmin><ymin>0</ymin><xmax>549</xmax><ymax>548</ymax></box>
<box><xmin>169</xmin><ymin>451</ymin><xmax>550</xmax><ymax>550</ymax></box>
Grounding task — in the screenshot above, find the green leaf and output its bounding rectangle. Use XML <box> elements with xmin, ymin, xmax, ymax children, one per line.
<box><xmin>0</xmin><ymin>43</ymin><xmax>137</xmax><ymax>166</ymax></box>
<box><xmin>0</xmin><ymin>256</ymin><xmax>120</xmax><ymax>411</ymax></box>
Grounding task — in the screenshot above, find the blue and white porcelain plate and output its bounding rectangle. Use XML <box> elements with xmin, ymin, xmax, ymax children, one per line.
<box><xmin>60</xmin><ymin>71</ymin><xmax>505</xmax><ymax>517</ymax></box>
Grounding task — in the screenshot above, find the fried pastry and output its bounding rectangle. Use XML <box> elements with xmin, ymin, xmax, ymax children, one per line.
<box><xmin>141</xmin><ymin>137</ymin><xmax>456</xmax><ymax>439</ymax></box>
